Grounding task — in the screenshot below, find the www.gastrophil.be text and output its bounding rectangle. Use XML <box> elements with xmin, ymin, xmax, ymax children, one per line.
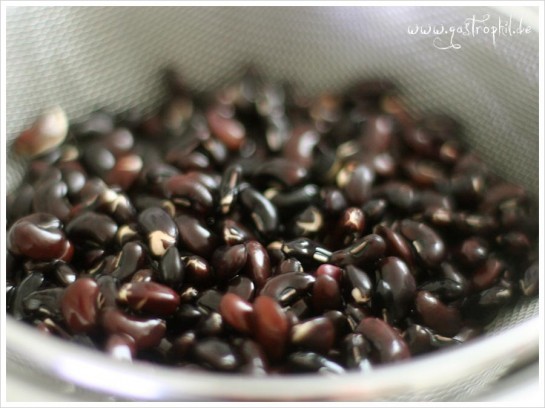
<box><xmin>407</xmin><ymin>14</ymin><xmax>532</xmax><ymax>50</ymax></box>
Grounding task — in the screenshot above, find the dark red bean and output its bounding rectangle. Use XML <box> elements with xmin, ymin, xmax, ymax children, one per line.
<box><xmin>106</xmin><ymin>154</ymin><xmax>143</xmax><ymax>191</ymax></box>
<box><xmin>399</xmin><ymin>219</ymin><xmax>445</xmax><ymax>268</ymax></box>
<box><xmin>402</xmin><ymin>158</ymin><xmax>446</xmax><ymax>188</ymax></box>
<box><xmin>131</xmin><ymin>268</ymin><xmax>154</xmax><ymax>283</ymax></box>
<box><xmin>374</xmin><ymin>224</ymin><xmax>415</xmax><ymax>267</ymax></box>
<box><xmin>355</xmin><ymin>318</ymin><xmax>410</xmax><ymax>363</ymax></box>
<box><xmin>457</xmin><ymin>237</ymin><xmax>489</xmax><ymax>266</ymax></box>
<box><xmin>252</xmin><ymin>296</ymin><xmax>290</xmax><ymax>361</ymax></box>
<box><xmin>7</xmin><ymin>213</ymin><xmax>67</xmax><ymax>261</ymax></box>
<box><xmin>61</xmin><ymin>278</ymin><xmax>100</xmax><ymax>333</ymax></box>
<box><xmin>226</xmin><ymin>276</ymin><xmax>255</xmax><ymax>302</ymax></box>
<box><xmin>244</xmin><ymin>241</ymin><xmax>272</xmax><ymax>289</ymax></box>
<box><xmin>219</xmin><ymin>293</ymin><xmax>253</xmax><ymax>334</ymax></box>
<box><xmin>212</xmin><ymin>244</ymin><xmax>248</xmax><ymax>281</ymax></box>
<box><xmin>176</xmin><ymin>214</ymin><xmax>219</xmax><ymax>258</ymax></box>
<box><xmin>472</xmin><ymin>257</ymin><xmax>505</xmax><ymax>291</ymax></box>
<box><xmin>403</xmin><ymin>324</ymin><xmax>435</xmax><ymax>356</ymax></box>
<box><xmin>338</xmin><ymin>162</ymin><xmax>375</xmax><ymax>206</ymax></box>
<box><xmin>91</xmin><ymin>188</ymin><xmax>136</xmax><ymax>225</ymax></box>
<box><xmin>101</xmin><ymin>308</ymin><xmax>166</xmax><ymax>349</ymax></box>
<box><xmin>207</xmin><ymin>105</ymin><xmax>246</xmax><ymax>151</ymax></box>
<box><xmin>14</xmin><ymin>107</ymin><xmax>68</xmax><ymax>157</ymax></box>
<box><xmin>415</xmin><ymin>291</ymin><xmax>462</xmax><ymax>337</ymax></box>
<box><xmin>254</xmin><ymin>158</ymin><xmax>308</xmax><ymax>188</ymax></box>
<box><xmin>330</xmin><ymin>234</ymin><xmax>386</xmax><ymax>267</ymax></box>
<box><xmin>282</xmin><ymin>127</ymin><xmax>320</xmax><ymax>168</ymax></box>
<box><xmin>312</xmin><ymin>275</ymin><xmax>342</xmax><ymax>312</ymax></box>
<box><xmin>316</xmin><ymin>264</ymin><xmax>343</xmax><ymax>282</ymax></box>
<box><xmin>66</xmin><ymin>211</ymin><xmax>118</xmax><ymax>248</ymax></box>
<box><xmin>362</xmin><ymin>199</ymin><xmax>388</xmax><ymax>224</ymax></box>
<box><xmin>118</xmin><ymin>281</ymin><xmax>180</xmax><ymax>316</ymax></box>
<box><xmin>260</xmin><ymin>272</ymin><xmax>315</xmax><ymax>306</ymax></box>
<box><xmin>291</xmin><ymin>317</ymin><xmax>335</xmax><ymax>355</ymax></box>
<box><xmin>376</xmin><ymin>257</ymin><xmax>416</xmax><ymax>322</ymax></box>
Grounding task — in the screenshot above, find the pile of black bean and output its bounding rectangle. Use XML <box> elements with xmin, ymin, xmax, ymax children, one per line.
<box><xmin>6</xmin><ymin>69</ymin><xmax>538</xmax><ymax>375</ymax></box>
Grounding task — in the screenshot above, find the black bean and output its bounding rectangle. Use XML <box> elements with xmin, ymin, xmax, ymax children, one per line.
<box><xmin>11</xmin><ymin>273</ymin><xmax>45</xmax><ymax>320</ymax></box>
<box><xmin>66</xmin><ymin>211</ymin><xmax>118</xmax><ymax>248</ymax></box>
<box><xmin>158</xmin><ymin>246</ymin><xmax>184</xmax><ymax>288</ymax></box>
<box><xmin>261</xmin><ymin>272</ymin><xmax>315</xmax><ymax>306</ymax></box>
<box><xmin>239</xmin><ymin>186</ymin><xmax>279</xmax><ymax>238</ymax></box>
<box><xmin>136</xmin><ymin>207</ymin><xmax>177</xmax><ymax>257</ymax></box>
<box><xmin>176</xmin><ymin>214</ymin><xmax>219</xmax><ymax>258</ymax></box>
<box><xmin>286</xmin><ymin>352</ymin><xmax>345</xmax><ymax>374</ymax></box>
<box><xmin>219</xmin><ymin>164</ymin><xmax>243</xmax><ymax>215</ymax></box>
<box><xmin>330</xmin><ymin>234</ymin><xmax>386</xmax><ymax>267</ymax></box>
<box><xmin>192</xmin><ymin>338</ymin><xmax>240</xmax><ymax>371</ymax></box>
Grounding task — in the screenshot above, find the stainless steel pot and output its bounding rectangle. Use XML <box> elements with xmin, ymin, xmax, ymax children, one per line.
<box><xmin>5</xmin><ymin>6</ymin><xmax>540</xmax><ymax>401</ymax></box>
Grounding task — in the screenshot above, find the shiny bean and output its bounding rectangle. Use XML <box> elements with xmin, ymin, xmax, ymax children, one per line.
<box><xmin>239</xmin><ymin>186</ymin><xmax>279</xmax><ymax>238</ymax></box>
<box><xmin>330</xmin><ymin>234</ymin><xmax>386</xmax><ymax>267</ymax></box>
<box><xmin>7</xmin><ymin>213</ymin><xmax>68</xmax><ymax>261</ymax></box>
<box><xmin>415</xmin><ymin>291</ymin><xmax>461</xmax><ymax>337</ymax></box>
<box><xmin>219</xmin><ymin>293</ymin><xmax>253</xmax><ymax>334</ymax></box>
<box><xmin>11</xmin><ymin>273</ymin><xmax>45</xmax><ymax>320</ymax></box>
<box><xmin>261</xmin><ymin>272</ymin><xmax>315</xmax><ymax>306</ymax></box>
<box><xmin>118</xmin><ymin>281</ymin><xmax>180</xmax><ymax>316</ymax></box>
<box><xmin>355</xmin><ymin>317</ymin><xmax>410</xmax><ymax>363</ymax></box>
<box><xmin>61</xmin><ymin>278</ymin><xmax>100</xmax><ymax>333</ymax></box>
<box><xmin>252</xmin><ymin>296</ymin><xmax>290</xmax><ymax>361</ymax></box>
<box><xmin>162</xmin><ymin>174</ymin><xmax>214</xmax><ymax>214</ymax></box>
<box><xmin>344</xmin><ymin>265</ymin><xmax>373</xmax><ymax>305</ymax></box>
<box><xmin>219</xmin><ymin>164</ymin><xmax>243</xmax><ymax>215</ymax></box>
<box><xmin>112</xmin><ymin>241</ymin><xmax>146</xmax><ymax>281</ymax></box>
<box><xmin>66</xmin><ymin>211</ymin><xmax>118</xmax><ymax>248</ymax></box>
<box><xmin>244</xmin><ymin>241</ymin><xmax>272</xmax><ymax>289</ymax></box>
<box><xmin>183</xmin><ymin>255</ymin><xmax>212</xmax><ymax>288</ymax></box>
<box><xmin>176</xmin><ymin>214</ymin><xmax>219</xmax><ymax>258</ymax></box>
<box><xmin>520</xmin><ymin>260</ymin><xmax>538</xmax><ymax>297</ymax></box>
<box><xmin>158</xmin><ymin>246</ymin><xmax>184</xmax><ymax>288</ymax></box>
<box><xmin>375</xmin><ymin>257</ymin><xmax>416</xmax><ymax>322</ymax></box>
<box><xmin>291</xmin><ymin>317</ymin><xmax>335</xmax><ymax>354</ymax></box>
<box><xmin>212</xmin><ymin>244</ymin><xmax>248</xmax><ymax>281</ymax></box>
<box><xmin>399</xmin><ymin>220</ymin><xmax>445</xmax><ymax>268</ymax></box>
<box><xmin>101</xmin><ymin>308</ymin><xmax>166</xmax><ymax>349</ymax></box>
<box><xmin>226</xmin><ymin>276</ymin><xmax>255</xmax><ymax>302</ymax></box>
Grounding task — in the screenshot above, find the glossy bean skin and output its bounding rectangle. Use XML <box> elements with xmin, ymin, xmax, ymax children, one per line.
<box><xmin>261</xmin><ymin>272</ymin><xmax>315</xmax><ymax>306</ymax></box>
<box><xmin>291</xmin><ymin>317</ymin><xmax>335</xmax><ymax>354</ymax></box>
<box><xmin>101</xmin><ymin>308</ymin><xmax>166</xmax><ymax>349</ymax></box>
<box><xmin>244</xmin><ymin>241</ymin><xmax>272</xmax><ymax>289</ymax></box>
<box><xmin>219</xmin><ymin>293</ymin><xmax>253</xmax><ymax>334</ymax></box>
<box><xmin>252</xmin><ymin>296</ymin><xmax>290</xmax><ymax>361</ymax></box>
<box><xmin>355</xmin><ymin>318</ymin><xmax>411</xmax><ymax>363</ymax></box>
<box><xmin>212</xmin><ymin>244</ymin><xmax>248</xmax><ymax>281</ymax></box>
<box><xmin>66</xmin><ymin>212</ymin><xmax>118</xmax><ymax>247</ymax></box>
<box><xmin>138</xmin><ymin>207</ymin><xmax>178</xmax><ymax>257</ymax></box>
<box><xmin>176</xmin><ymin>214</ymin><xmax>219</xmax><ymax>258</ymax></box>
<box><xmin>61</xmin><ymin>278</ymin><xmax>100</xmax><ymax>333</ymax></box>
<box><xmin>7</xmin><ymin>213</ymin><xmax>68</xmax><ymax>261</ymax></box>
<box><xmin>118</xmin><ymin>281</ymin><xmax>180</xmax><ymax>316</ymax></box>
<box><xmin>398</xmin><ymin>220</ymin><xmax>445</xmax><ymax>268</ymax></box>
<box><xmin>330</xmin><ymin>234</ymin><xmax>386</xmax><ymax>267</ymax></box>
<box><xmin>375</xmin><ymin>257</ymin><xmax>416</xmax><ymax>323</ymax></box>
<box><xmin>415</xmin><ymin>291</ymin><xmax>462</xmax><ymax>337</ymax></box>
